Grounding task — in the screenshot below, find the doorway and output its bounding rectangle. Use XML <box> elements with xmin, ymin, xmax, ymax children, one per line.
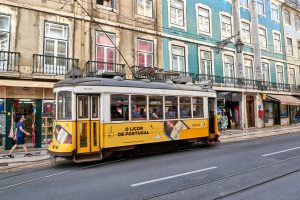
<box><xmin>246</xmin><ymin>96</ymin><xmax>255</xmax><ymax>128</ymax></box>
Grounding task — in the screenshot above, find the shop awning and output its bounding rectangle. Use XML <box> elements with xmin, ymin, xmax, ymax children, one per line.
<box><xmin>0</xmin><ymin>79</ymin><xmax>54</xmax><ymax>88</ymax></box>
<box><xmin>267</xmin><ymin>94</ymin><xmax>300</xmax><ymax>106</ymax></box>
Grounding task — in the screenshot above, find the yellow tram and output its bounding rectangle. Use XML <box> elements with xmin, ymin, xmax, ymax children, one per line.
<box><xmin>48</xmin><ymin>76</ymin><xmax>219</xmax><ymax>163</ymax></box>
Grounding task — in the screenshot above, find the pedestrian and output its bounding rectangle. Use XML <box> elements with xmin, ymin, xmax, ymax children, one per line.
<box><xmin>6</xmin><ymin>115</ymin><xmax>32</xmax><ymax>158</ymax></box>
<box><xmin>220</xmin><ymin>111</ymin><xmax>228</xmax><ymax>133</ymax></box>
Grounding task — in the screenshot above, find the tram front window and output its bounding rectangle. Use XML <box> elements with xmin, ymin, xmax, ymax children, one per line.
<box><xmin>57</xmin><ymin>91</ymin><xmax>72</xmax><ymax>119</ymax></box>
<box><xmin>111</xmin><ymin>95</ymin><xmax>129</xmax><ymax>121</ymax></box>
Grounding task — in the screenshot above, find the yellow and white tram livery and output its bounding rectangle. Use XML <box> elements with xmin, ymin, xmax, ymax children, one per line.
<box><xmin>48</xmin><ymin>77</ymin><xmax>219</xmax><ymax>162</ymax></box>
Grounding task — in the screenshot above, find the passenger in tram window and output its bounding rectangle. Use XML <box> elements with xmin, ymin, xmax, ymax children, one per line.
<box><xmin>124</xmin><ymin>107</ymin><xmax>129</xmax><ymax>120</ymax></box>
<box><xmin>140</xmin><ymin>107</ymin><xmax>146</xmax><ymax>118</ymax></box>
<box><xmin>166</xmin><ymin>107</ymin><xmax>176</xmax><ymax>118</ymax></box>
<box><xmin>111</xmin><ymin>106</ymin><xmax>123</xmax><ymax>119</ymax></box>
<box><xmin>132</xmin><ymin>105</ymin><xmax>141</xmax><ymax>118</ymax></box>
<box><xmin>150</xmin><ymin>108</ymin><xmax>159</xmax><ymax>119</ymax></box>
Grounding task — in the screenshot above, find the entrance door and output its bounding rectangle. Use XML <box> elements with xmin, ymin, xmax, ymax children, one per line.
<box><xmin>77</xmin><ymin>95</ymin><xmax>100</xmax><ymax>154</ymax></box>
<box><xmin>246</xmin><ymin>96</ymin><xmax>255</xmax><ymax>128</ymax></box>
<box><xmin>208</xmin><ymin>98</ymin><xmax>215</xmax><ymax>134</ymax></box>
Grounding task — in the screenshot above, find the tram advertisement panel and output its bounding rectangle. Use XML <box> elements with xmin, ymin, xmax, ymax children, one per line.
<box><xmin>103</xmin><ymin>119</ymin><xmax>209</xmax><ymax>148</ymax></box>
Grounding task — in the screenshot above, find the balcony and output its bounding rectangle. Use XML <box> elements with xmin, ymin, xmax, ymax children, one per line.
<box><xmin>0</xmin><ymin>51</ymin><xmax>20</xmax><ymax>77</ymax></box>
<box><xmin>195</xmin><ymin>74</ymin><xmax>300</xmax><ymax>93</ymax></box>
<box><xmin>86</xmin><ymin>61</ymin><xmax>125</xmax><ymax>77</ymax></box>
<box><xmin>284</xmin><ymin>0</ymin><xmax>300</xmax><ymax>10</ymax></box>
<box><xmin>33</xmin><ymin>54</ymin><xmax>79</xmax><ymax>79</ymax></box>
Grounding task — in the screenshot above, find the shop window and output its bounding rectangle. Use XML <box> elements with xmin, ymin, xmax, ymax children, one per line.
<box><xmin>131</xmin><ymin>95</ymin><xmax>147</xmax><ymax>120</ymax></box>
<box><xmin>165</xmin><ymin>96</ymin><xmax>178</xmax><ymax>119</ymax></box>
<box><xmin>111</xmin><ymin>95</ymin><xmax>129</xmax><ymax>121</ymax></box>
<box><xmin>193</xmin><ymin>97</ymin><xmax>204</xmax><ymax>118</ymax></box>
<box><xmin>280</xmin><ymin>105</ymin><xmax>288</xmax><ymax>118</ymax></box>
<box><xmin>42</xmin><ymin>100</ymin><xmax>55</xmax><ymax>145</ymax></box>
<box><xmin>266</xmin><ymin>103</ymin><xmax>273</xmax><ymax>118</ymax></box>
<box><xmin>149</xmin><ymin>96</ymin><xmax>163</xmax><ymax>120</ymax></box>
<box><xmin>57</xmin><ymin>91</ymin><xmax>72</xmax><ymax>119</ymax></box>
<box><xmin>179</xmin><ymin>97</ymin><xmax>191</xmax><ymax>118</ymax></box>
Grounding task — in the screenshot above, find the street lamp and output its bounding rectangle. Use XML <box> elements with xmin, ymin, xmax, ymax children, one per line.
<box><xmin>215</xmin><ymin>31</ymin><xmax>244</xmax><ymax>53</ymax></box>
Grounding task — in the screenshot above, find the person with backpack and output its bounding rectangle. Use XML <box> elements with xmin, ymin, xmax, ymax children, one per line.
<box><xmin>6</xmin><ymin>115</ymin><xmax>32</xmax><ymax>158</ymax></box>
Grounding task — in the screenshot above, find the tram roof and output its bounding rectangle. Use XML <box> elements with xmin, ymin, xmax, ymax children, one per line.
<box><xmin>54</xmin><ymin>77</ymin><xmax>215</xmax><ymax>93</ymax></box>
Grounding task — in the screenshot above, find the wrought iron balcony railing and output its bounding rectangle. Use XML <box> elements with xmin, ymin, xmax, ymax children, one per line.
<box><xmin>131</xmin><ymin>66</ymin><xmax>164</xmax><ymax>79</ymax></box>
<box><xmin>195</xmin><ymin>74</ymin><xmax>300</xmax><ymax>93</ymax></box>
<box><xmin>33</xmin><ymin>54</ymin><xmax>78</xmax><ymax>75</ymax></box>
<box><xmin>0</xmin><ymin>51</ymin><xmax>20</xmax><ymax>72</ymax></box>
<box><xmin>86</xmin><ymin>61</ymin><xmax>125</xmax><ymax>77</ymax></box>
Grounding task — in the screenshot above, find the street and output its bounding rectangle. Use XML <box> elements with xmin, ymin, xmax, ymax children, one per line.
<box><xmin>1</xmin><ymin>132</ymin><xmax>300</xmax><ymax>200</ymax></box>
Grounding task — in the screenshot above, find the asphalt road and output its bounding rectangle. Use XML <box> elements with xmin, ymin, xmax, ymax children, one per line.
<box><xmin>1</xmin><ymin>132</ymin><xmax>300</xmax><ymax>200</ymax></box>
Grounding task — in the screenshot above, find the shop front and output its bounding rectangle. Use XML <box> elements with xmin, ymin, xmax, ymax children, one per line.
<box><xmin>217</xmin><ymin>92</ymin><xmax>242</xmax><ymax>129</ymax></box>
<box><xmin>0</xmin><ymin>80</ymin><xmax>55</xmax><ymax>150</ymax></box>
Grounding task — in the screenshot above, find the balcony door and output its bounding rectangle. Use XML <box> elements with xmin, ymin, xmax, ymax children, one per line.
<box><xmin>44</xmin><ymin>22</ymin><xmax>68</xmax><ymax>75</ymax></box>
<box><xmin>0</xmin><ymin>15</ymin><xmax>10</xmax><ymax>71</ymax></box>
<box><xmin>199</xmin><ymin>50</ymin><xmax>212</xmax><ymax>82</ymax></box>
<box><xmin>224</xmin><ymin>55</ymin><xmax>234</xmax><ymax>85</ymax></box>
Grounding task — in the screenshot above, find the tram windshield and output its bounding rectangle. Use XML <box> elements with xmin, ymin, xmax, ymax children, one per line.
<box><xmin>57</xmin><ymin>91</ymin><xmax>72</xmax><ymax>119</ymax></box>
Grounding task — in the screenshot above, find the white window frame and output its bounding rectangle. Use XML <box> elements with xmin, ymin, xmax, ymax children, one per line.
<box><xmin>240</xmin><ymin>0</ymin><xmax>249</xmax><ymax>9</ymax></box>
<box><xmin>137</xmin><ymin>38</ymin><xmax>154</xmax><ymax>67</ymax></box>
<box><xmin>272</xmin><ymin>31</ymin><xmax>282</xmax><ymax>53</ymax></box>
<box><xmin>257</xmin><ymin>0</ymin><xmax>265</xmax><ymax>16</ymax></box>
<box><xmin>261</xmin><ymin>60</ymin><xmax>271</xmax><ymax>82</ymax></box>
<box><xmin>170</xmin><ymin>44</ymin><xmax>186</xmax><ymax>72</ymax></box>
<box><xmin>96</xmin><ymin>0</ymin><xmax>117</xmax><ymax>11</ymax></box>
<box><xmin>275</xmin><ymin>63</ymin><xmax>285</xmax><ymax>85</ymax></box>
<box><xmin>244</xmin><ymin>58</ymin><xmax>254</xmax><ymax>80</ymax></box>
<box><xmin>283</xmin><ymin>9</ymin><xmax>291</xmax><ymax>25</ymax></box>
<box><xmin>0</xmin><ymin>14</ymin><xmax>10</xmax><ymax>52</ymax></box>
<box><xmin>288</xmin><ymin>67</ymin><xmax>296</xmax><ymax>85</ymax></box>
<box><xmin>222</xmin><ymin>52</ymin><xmax>235</xmax><ymax>78</ymax></box>
<box><xmin>136</xmin><ymin>0</ymin><xmax>153</xmax><ymax>18</ymax></box>
<box><xmin>168</xmin><ymin>0</ymin><xmax>187</xmax><ymax>30</ymax></box>
<box><xmin>258</xmin><ymin>26</ymin><xmax>268</xmax><ymax>50</ymax></box>
<box><xmin>195</xmin><ymin>3</ymin><xmax>212</xmax><ymax>36</ymax></box>
<box><xmin>95</xmin><ymin>31</ymin><xmax>116</xmax><ymax>63</ymax></box>
<box><xmin>270</xmin><ymin>2</ymin><xmax>279</xmax><ymax>21</ymax></box>
<box><xmin>295</xmin><ymin>16</ymin><xmax>300</xmax><ymax>31</ymax></box>
<box><xmin>220</xmin><ymin>13</ymin><xmax>233</xmax><ymax>40</ymax></box>
<box><xmin>198</xmin><ymin>49</ymin><xmax>213</xmax><ymax>75</ymax></box>
<box><xmin>241</xmin><ymin>20</ymin><xmax>251</xmax><ymax>45</ymax></box>
<box><xmin>286</xmin><ymin>36</ymin><xmax>293</xmax><ymax>56</ymax></box>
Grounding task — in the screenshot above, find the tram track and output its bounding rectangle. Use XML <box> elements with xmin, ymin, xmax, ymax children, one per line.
<box><xmin>140</xmin><ymin>155</ymin><xmax>300</xmax><ymax>200</ymax></box>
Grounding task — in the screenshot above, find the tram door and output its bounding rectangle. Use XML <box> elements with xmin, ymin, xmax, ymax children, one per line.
<box><xmin>77</xmin><ymin>95</ymin><xmax>100</xmax><ymax>154</ymax></box>
<box><xmin>208</xmin><ymin>98</ymin><xmax>215</xmax><ymax>134</ymax></box>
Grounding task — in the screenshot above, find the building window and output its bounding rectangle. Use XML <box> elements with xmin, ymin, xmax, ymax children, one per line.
<box><xmin>96</xmin><ymin>0</ymin><xmax>116</xmax><ymax>9</ymax></box>
<box><xmin>271</xmin><ymin>3</ymin><xmax>279</xmax><ymax>21</ymax></box>
<box><xmin>138</xmin><ymin>39</ymin><xmax>154</xmax><ymax>67</ymax></box>
<box><xmin>284</xmin><ymin>10</ymin><xmax>291</xmax><ymax>25</ymax></box>
<box><xmin>0</xmin><ymin>15</ymin><xmax>10</xmax><ymax>51</ymax></box>
<box><xmin>244</xmin><ymin>59</ymin><xmax>253</xmax><ymax>80</ymax></box>
<box><xmin>259</xmin><ymin>27</ymin><xmax>267</xmax><ymax>49</ymax></box>
<box><xmin>224</xmin><ymin>55</ymin><xmax>234</xmax><ymax>78</ymax></box>
<box><xmin>241</xmin><ymin>22</ymin><xmax>251</xmax><ymax>44</ymax></box>
<box><xmin>44</xmin><ymin>22</ymin><xmax>68</xmax><ymax>74</ymax></box>
<box><xmin>197</xmin><ymin>6</ymin><xmax>210</xmax><ymax>34</ymax></box>
<box><xmin>240</xmin><ymin>0</ymin><xmax>248</xmax><ymax>8</ymax></box>
<box><xmin>199</xmin><ymin>50</ymin><xmax>212</xmax><ymax>75</ymax></box>
<box><xmin>286</xmin><ymin>37</ymin><xmax>293</xmax><ymax>55</ymax></box>
<box><xmin>289</xmin><ymin>68</ymin><xmax>296</xmax><ymax>85</ymax></box>
<box><xmin>262</xmin><ymin>62</ymin><xmax>270</xmax><ymax>82</ymax></box>
<box><xmin>171</xmin><ymin>45</ymin><xmax>185</xmax><ymax>72</ymax></box>
<box><xmin>295</xmin><ymin>16</ymin><xmax>300</xmax><ymax>31</ymax></box>
<box><xmin>273</xmin><ymin>32</ymin><xmax>281</xmax><ymax>52</ymax></box>
<box><xmin>276</xmin><ymin>65</ymin><xmax>284</xmax><ymax>85</ymax></box>
<box><xmin>96</xmin><ymin>31</ymin><xmax>116</xmax><ymax>72</ymax></box>
<box><xmin>221</xmin><ymin>15</ymin><xmax>232</xmax><ymax>39</ymax></box>
<box><xmin>257</xmin><ymin>0</ymin><xmax>265</xmax><ymax>15</ymax></box>
<box><xmin>137</xmin><ymin>0</ymin><xmax>153</xmax><ymax>18</ymax></box>
<box><xmin>170</xmin><ymin>0</ymin><xmax>184</xmax><ymax>27</ymax></box>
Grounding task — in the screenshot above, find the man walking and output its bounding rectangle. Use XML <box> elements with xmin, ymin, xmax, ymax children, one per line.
<box><xmin>6</xmin><ymin>115</ymin><xmax>32</xmax><ymax>158</ymax></box>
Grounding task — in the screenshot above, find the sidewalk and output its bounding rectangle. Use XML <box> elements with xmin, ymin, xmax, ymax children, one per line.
<box><xmin>0</xmin><ymin>124</ymin><xmax>299</xmax><ymax>169</ymax></box>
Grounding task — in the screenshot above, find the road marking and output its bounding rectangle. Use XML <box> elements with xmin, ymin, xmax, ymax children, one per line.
<box><xmin>131</xmin><ymin>166</ymin><xmax>217</xmax><ymax>187</ymax></box>
<box><xmin>262</xmin><ymin>146</ymin><xmax>300</xmax><ymax>157</ymax></box>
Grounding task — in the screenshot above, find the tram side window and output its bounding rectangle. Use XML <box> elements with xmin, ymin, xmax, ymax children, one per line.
<box><xmin>78</xmin><ymin>96</ymin><xmax>89</xmax><ymax>119</ymax></box>
<box><xmin>165</xmin><ymin>96</ymin><xmax>178</xmax><ymax>119</ymax></box>
<box><xmin>193</xmin><ymin>97</ymin><xmax>204</xmax><ymax>118</ymax></box>
<box><xmin>149</xmin><ymin>96</ymin><xmax>163</xmax><ymax>120</ymax></box>
<box><xmin>111</xmin><ymin>95</ymin><xmax>129</xmax><ymax>121</ymax></box>
<box><xmin>131</xmin><ymin>95</ymin><xmax>147</xmax><ymax>120</ymax></box>
<box><xmin>57</xmin><ymin>91</ymin><xmax>72</xmax><ymax>119</ymax></box>
<box><xmin>180</xmin><ymin>97</ymin><xmax>191</xmax><ymax>118</ymax></box>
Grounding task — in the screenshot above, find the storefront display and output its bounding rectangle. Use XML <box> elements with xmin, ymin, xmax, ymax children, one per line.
<box><xmin>280</xmin><ymin>105</ymin><xmax>288</xmax><ymax>118</ymax></box>
<box><xmin>42</xmin><ymin>100</ymin><xmax>55</xmax><ymax>145</ymax></box>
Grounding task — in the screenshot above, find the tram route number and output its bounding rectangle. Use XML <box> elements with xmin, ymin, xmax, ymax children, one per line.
<box><xmin>118</xmin><ymin>126</ymin><xmax>150</xmax><ymax>137</ymax></box>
